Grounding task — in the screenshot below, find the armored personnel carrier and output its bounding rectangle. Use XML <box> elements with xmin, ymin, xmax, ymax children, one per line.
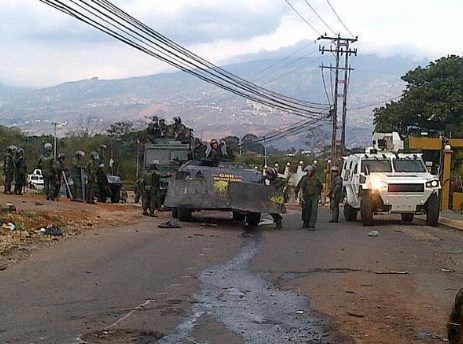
<box><xmin>164</xmin><ymin>159</ymin><xmax>286</xmax><ymax>226</ymax></box>
<box><xmin>341</xmin><ymin>132</ymin><xmax>440</xmax><ymax>226</ymax></box>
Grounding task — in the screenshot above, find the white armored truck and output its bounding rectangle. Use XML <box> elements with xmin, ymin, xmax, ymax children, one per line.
<box><xmin>341</xmin><ymin>132</ymin><xmax>440</xmax><ymax>226</ymax></box>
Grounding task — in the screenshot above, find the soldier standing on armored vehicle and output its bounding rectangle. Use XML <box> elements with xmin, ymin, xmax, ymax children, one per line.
<box><xmin>328</xmin><ymin>165</ymin><xmax>343</xmax><ymax>223</ymax></box>
<box><xmin>14</xmin><ymin>148</ymin><xmax>27</xmax><ymax>195</ymax></box>
<box><xmin>38</xmin><ymin>143</ymin><xmax>55</xmax><ymax>200</ymax></box>
<box><xmin>3</xmin><ymin>145</ymin><xmax>16</xmax><ymax>194</ymax></box>
<box><xmin>71</xmin><ymin>151</ymin><xmax>86</xmax><ymax>201</ymax></box>
<box><xmin>141</xmin><ymin>162</ymin><xmax>161</xmax><ymax>217</ymax></box>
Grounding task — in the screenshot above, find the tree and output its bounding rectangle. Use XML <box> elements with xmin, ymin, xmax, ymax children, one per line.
<box><xmin>106</xmin><ymin>121</ymin><xmax>134</xmax><ymax>138</ymax></box>
<box><xmin>373</xmin><ymin>55</ymin><xmax>463</xmax><ymax>137</ymax></box>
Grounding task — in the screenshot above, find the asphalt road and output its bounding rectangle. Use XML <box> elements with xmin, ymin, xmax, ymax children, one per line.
<box><xmin>1</xmin><ymin>206</ymin><xmax>462</xmax><ymax>343</ymax></box>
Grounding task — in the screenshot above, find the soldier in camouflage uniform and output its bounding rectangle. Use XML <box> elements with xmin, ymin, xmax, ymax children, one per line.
<box><xmin>295</xmin><ymin>165</ymin><xmax>323</xmax><ymax>230</ymax></box>
<box><xmin>14</xmin><ymin>148</ymin><xmax>27</xmax><ymax>195</ymax></box>
<box><xmin>329</xmin><ymin>166</ymin><xmax>343</xmax><ymax>223</ymax></box>
<box><xmin>141</xmin><ymin>162</ymin><xmax>161</xmax><ymax>216</ymax></box>
<box><xmin>52</xmin><ymin>153</ymin><xmax>66</xmax><ymax>201</ymax></box>
<box><xmin>264</xmin><ymin>167</ymin><xmax>285</xmax><ymax>229</ymax></box>
<box><xmin>37</xmin><ymin>143</ymin><xmax>55</xmax><ymax>200</ymax></box>
<box><xmin>134</xmin><ymin>177</ymin><xmax>143</xmax><ymax>203</ymax></box>
<box><xmin>3</xmin><ymin>145</ymin><xmax>16</xmax><ymax>194</ymax></box>
<box><xmin>86</xmin><ymin>151</ymin><xmax>100</xmax><ymax>204</ymax></box>
<box><xmin>71</xmin><ymin>151</ymin><xmax>86</xmax><ymax>201</ymax></box>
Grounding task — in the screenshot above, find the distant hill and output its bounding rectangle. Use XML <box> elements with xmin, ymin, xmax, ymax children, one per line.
<box><xmin>0</xmin><ymin>48</ymin><xmax>428</xmax><ymax>150</ymax></box>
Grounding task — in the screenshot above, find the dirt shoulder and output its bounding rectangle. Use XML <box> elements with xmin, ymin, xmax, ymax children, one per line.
<box><xmin>0</xmin><ymin>191</ymin><xmax>143</xmax><ymax>270</ymax></box>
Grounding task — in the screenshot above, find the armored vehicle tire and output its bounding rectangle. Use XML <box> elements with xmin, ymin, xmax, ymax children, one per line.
<box><xmin>232</xmin><ymin>211</ymin><xmax>246</xmax><ymax>222</ymax></box>
<box><xmin>246</xmin><ymin>212</ymin><xmax>261</xmax><ymax>227</ymax></box>
<box><xmin>401</xmin><ymin>213</ymin><xmax>414</xmax><ymax>222</ymax></box>
<box><xmin>172</xmin><ymin>208</ymin><xmax>179</xmax><ymax>219</ymax></box>
<box><xmin>426</xmin><ymin>193</ymin><xmax>439</xmax><ymax>227</ymax></box>
<box><xmin>360</xmin><ymin>197</ymin><xmax>374</xmax><ymax>226</ymax></box>
<box><xmin>110</xmin><ymin>191</ymin><xmax>121</xmax><ymax>203</ymax></box>
<box><xmin>344</xmin><ymin>203</ymin><xmax>357</xmax><ymax>221</ymax></box>
<box><xmin>178</xmin><ymin>208</ymin><xmax>192</xmax><ymax>222</ymax></box>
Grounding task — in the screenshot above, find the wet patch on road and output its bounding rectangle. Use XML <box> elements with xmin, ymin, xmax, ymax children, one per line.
<box><xmin>159</xmin><ymin>232</ymin><xmax>350</xmax><ymax>343</ymax></box>
<box><xmin>80</xmin><ymin>328</ymin><xmax>163</xmax><ymax>343</ymax></box>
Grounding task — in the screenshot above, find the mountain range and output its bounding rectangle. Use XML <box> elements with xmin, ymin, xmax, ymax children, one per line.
<box><xmin>0</xmin><ymin>45</ymin><xmax>428</xmax><ymax>150</ymax></box>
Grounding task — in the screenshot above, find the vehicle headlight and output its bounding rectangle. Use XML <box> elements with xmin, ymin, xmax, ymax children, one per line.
<box><xmin>370</xmin><ymin>179</ymin><xmax>387</xmax><ymax>190</ymax></box>
<box><xmin>426</xmin><ymin>180</ymin><xmax>439</xmax><ymax>188</ymax></box>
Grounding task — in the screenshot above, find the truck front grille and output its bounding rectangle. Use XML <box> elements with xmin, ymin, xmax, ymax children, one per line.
<box><xmin>388</xmin><ymin>183</ymin><xmax>424</xmax><ymax>192</ymax></box>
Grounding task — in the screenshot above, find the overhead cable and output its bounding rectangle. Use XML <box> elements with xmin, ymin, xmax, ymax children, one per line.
<box><xmin>39</xmin><ymin>0</ymin><xmax>330</xmax><ymax>119</ymax></box>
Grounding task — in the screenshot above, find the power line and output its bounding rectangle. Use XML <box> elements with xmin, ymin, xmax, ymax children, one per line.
<box><xmin>283</xmin><ymin>0</ymin><xmax>322</xmax><ymax>36</ymax></box>
<box><xmin>302</xmin><ymin>0</ymin><xmax>336</xmax><ymax>35</ymax></box>
<box><xmin>325</xmin><ymin>0</ymin><xmax>355</xmax><ymax>38</ymax></box>
<box><xmin>40</xmin><ymin>0</ymin><xmax>330</xmax><ymax>119</ymax></box>
<box><xmin>348</xmin><ymin>95</ymin><xmax>403</xmax><ymax>111</ymax></box>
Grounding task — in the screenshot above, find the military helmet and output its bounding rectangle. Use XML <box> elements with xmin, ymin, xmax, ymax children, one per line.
<box><xmin>17</xmin><ymin>148</ymin><xmax>25</xmax><ymax>155</ymax></box>
<box><xmin>7</xmin><ymin>145</ymin><xmax>17</xmax><ymax>153</ymax></box>
<box><xmin>90</xmin><ymin>151</ymin><xmax>100</xmax><ymax>160</ymax></box>
<box><xmin>265</xmin><ymin>167</ymin><xmax>277</xmax><ymax>177</ymax></box>
<box><xmin>303</xmin><ymin>165</ymin><xmax>314</xmax><ymax>173</ymax></box>
<box><xmin>44</xmin><ymin>143</ymin><xmax>53</xmax><ymax>151</ymax></box>
<box><xmin>331</xmin><ymin>165</ymin><xmax>339</xmax><ymax>172</ymax></box>
<box><xmin>58</xmin><ymin>153</ymin><xmax>65</xmax><ymax>160</ymax></box>
<box><xmin>99</xmin><ymin>144</ymin><xmax>107</xmax><ymax>150</ymax></box>
<box><xmin>75</xmin><ymin>150</ymin><xmax>85</xmax><ymax>157</ymax></box>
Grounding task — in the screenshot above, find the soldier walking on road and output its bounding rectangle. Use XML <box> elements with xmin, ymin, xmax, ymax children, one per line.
<box><xmin>264</xmin><ymin>167</ymin><xmax>285</xmax><ymax>229</ymax></box>
<box><xmin>14</xmin><ymin>148</ymin><xmax>27</xmax><ymax>195</ymax></box>
<box><xmin>37</xmin><ymin>143</ymin><xmax>55</xmax><ymax>200</ymax></box>
<box><xmin>329</xmin><ymin>166</ymin><xmax>343</xmax><ymax>223</ymax></box>
<box><xmin>295</xmin><ymin>165</ymin><xmax>323</xmax><ymax>230</ymax></box>
<box><xmin>71</xmin><ymin>151</ymin><xmax>86</xmax><ymax>201</ymax></box>
<box><xmin>141</xmin><ymin>162</ymin><xmax>161</xmax><ymax>217</ymax></box>
<box><xmin>3</xmin><ymin>145</ymin><xmax>16</xmax><ymax>194</ymax></box>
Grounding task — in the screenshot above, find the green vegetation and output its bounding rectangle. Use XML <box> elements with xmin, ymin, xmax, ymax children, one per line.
<box><xmin>373</xmin><ymin>55</ymin><xmax>463</xmax><ymax>137</ymax></box>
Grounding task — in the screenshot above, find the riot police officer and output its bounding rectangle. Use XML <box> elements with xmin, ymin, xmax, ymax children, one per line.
<box><xmin>38</xmin><ymin>143</ymin><xmax>55</xmax><ymax>200</ymax></box>
<box><xmin>71</xmin><ymin>151</ymin><xmax>86</xmax><ymax>201</ymax></box>
<box><xmin>329</xmin><ymin>165</ymin><xmax>343</xmax><ymax>223</ymax></box>
<box><xmin>141</xmin><ymin>162</ymin><xmax>161</xmax><ymax>216</ymax></box>
<box><xmin>3</xmin><ymin>145</ymin><xmax>16</xmax><ymax>194</ymax></box>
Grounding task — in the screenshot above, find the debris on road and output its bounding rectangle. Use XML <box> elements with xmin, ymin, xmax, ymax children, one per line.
<box><xmin>367</xmin><ymin>230</ymin><xmax>379</xmax><ymax>237</ymax></box>
<box><xmin>40</xmin><ymin>226</ymin><xmax>64</xmax><ymax>236</ymax></box>
<box><xmin>158</xmin><ymin>220</ymin><xmax>181</xmax><ymax>229</ymax></box>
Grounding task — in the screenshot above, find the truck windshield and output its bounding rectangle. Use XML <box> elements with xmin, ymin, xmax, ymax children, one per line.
<box><xmin>361</xmin><ymin>159</ymin><xmax>392</xmax><ymax>173</ymax></box>
<box><xmin>393</xmin><ymin>159</ymin><xmax>426</xmax><ymax>172</ymax></box>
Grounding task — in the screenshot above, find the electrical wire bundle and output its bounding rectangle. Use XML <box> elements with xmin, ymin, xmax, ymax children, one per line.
<box><xmin>39</xmin><ymin>0</ymin><xmax>330</xmax><ymax>120</ymax></box>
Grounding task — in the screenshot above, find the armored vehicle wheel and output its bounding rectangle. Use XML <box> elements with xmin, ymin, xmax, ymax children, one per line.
<box><xmin>232</xmin><ymin>211</ymin><xmax>246</xmax><ymax>222</ymax></box>
<box><xmin>401</xmin><ymin>213</ymin><xmax>414</xmax><ymax>222</ymax></box>
<box><xmin>178</xmin><ymin>208</ymin><xmax>192</xmax><ymax>222</ymax></box>
<box><xmin>110</xmin><ymin>191</ymin><xmax>121</xmax><ymax>203</ymax></box>
<box><xmin>246</xmin><ymin>212</ymin><xmax>261</xmax><ymax>227</ymax></box>
<box><xmin>360</xmin><ymin>197</ymin><xmax>374</xmax><ymax>226</ymax></box>
<box><xmin>172</xmin><ymin>208</ymin><xmax>179</xmax><ymax>218</ymax></box>
<box><xmin>426</xmin><ymin>193</ymin><xmax>439</xmax><ymax>227</ymax></box>
<box><xmin>344</xmin><ymin>203</ymin><xmax>357</xmax><ymax>221</ymax></box>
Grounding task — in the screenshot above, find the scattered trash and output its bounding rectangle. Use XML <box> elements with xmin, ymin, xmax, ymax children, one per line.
<box><xmin>2</xmin><ymin>203</ymin><xmax>16</xmax><ymax>212</ymax></box>
<box><xmin>34</xmin><ymin>201</ymin><xmax>43</xmax><ymax>206</ymax></box>
<box><xmin>347</xmin><ymin>311</ymin><xmax>365</xmax><ymax>318</ymax></box>
<box><xmin>296</xmin><ymin>310</ymin><xmax>304</xmax><ymax>315</ymax></box>
<box><xmin>158</xmin><ymin>220</ymin><xmax>181</xmax><ymax>229</ymax></box>
<box><xmin>441</xmin><ymin>268</ymin><xmax>452</xmax><ymax>273</ymax></box>
<box><xmin>40</xmin><ymin>226</ymin><xmax>64</xmax><ymax>236</ymax></box>
<box><xmin>200</xmin><ymin>223</ymin><xmax>218</xmax><ymax>227</ymax></box>
<box><xmin>373</xmin><ymin>270</ymin><xmax>409</xmax><ymax>275</ymax></box>
<box><xmin>367</xmin><ymin>230</ymin><xmax>379</xmax><ymax>237</ymax></box>
<box><xmin>2</xmin><ymin>222</ymin><xmax>15</xmax><ymax>231</ymax></box>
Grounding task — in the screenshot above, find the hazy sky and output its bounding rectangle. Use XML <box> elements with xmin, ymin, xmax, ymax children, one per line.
<box><xmin>1</xmin><ymin>0</ymin><xmax>462</xmax><ymax>88</ymax></box>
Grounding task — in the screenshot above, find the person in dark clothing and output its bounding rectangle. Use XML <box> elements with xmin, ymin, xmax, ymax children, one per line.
<box><xmin>37</xmin><ymin>143</ymin><xmax>55</xmax><ymax>200</ymax></box>
<box><xmin>14</xmin><ymin>148</ymin><xmax>27</xmax><ymax>195</ymax></box>
<box><xmin>52</xmin><ymin>153</ymin><xmax>66</xmax><ymax>201</ymax></box>
<box><xmin>264</xmin><ymin>167</ymin><xmax>285</xmax><ymax>229</ymax></box>
<box><xmin>329</xmin><ymin>165</ymin><xmax>343</xmax><ymax>223</ymax></box>
<box><xmin>141</xmin><ymin>162</ymin><xmax>161</xmax><ymax>216</ymax></box>
<box><xmin>71</xmin><ymin>151</ymin><xmax>86</xmax><ymax>201</ymax></box>
<box><xmin>206</xmin><ymin>139</ymin><xmax>226</xmax><ymax>160</ymax></box>
<box><xmin>4</xmin><ymin>145</ymin><xmax>16</xmax><ymax>194</ymax></box>
<box><xmin>295</xmin><ymin>165</ymin><xmax>323</xmax><ymax>230</ymax></box>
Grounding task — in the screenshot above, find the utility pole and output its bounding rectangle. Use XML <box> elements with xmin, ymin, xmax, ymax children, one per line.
<box><xmin>52</xmin><ymin>122</ymin><xmax>58</xmax><ymax>157</ymax></box>
<box><xmin>319</xmin><ymin>35</ymin><xmax>357</xmax><ymax>162</ymax></box>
